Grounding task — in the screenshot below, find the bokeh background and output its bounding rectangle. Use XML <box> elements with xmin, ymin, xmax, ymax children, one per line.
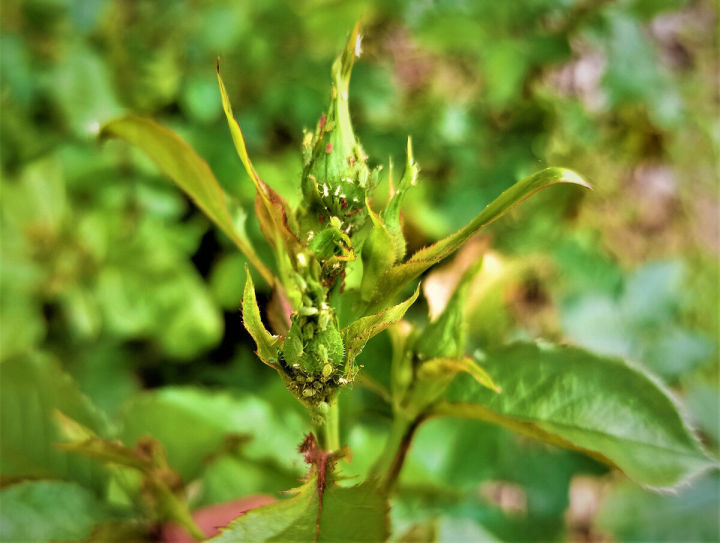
<box><xmin>1</xmin><ymin>0</ymin><xmax>718</xmax><ymax>541</ymax></box>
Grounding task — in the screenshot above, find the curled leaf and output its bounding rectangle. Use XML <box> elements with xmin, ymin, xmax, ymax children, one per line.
<box><xmin>414</xmin><ymin>256</ymin><xmax>484</xmax><ymax>360</ymax></box>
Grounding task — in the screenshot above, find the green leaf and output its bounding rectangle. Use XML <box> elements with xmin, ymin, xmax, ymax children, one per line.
<box><xmin>365</xmin><ymin>168</ymin><xmax>590</xmax><ymax>311</ymax></box>
<box><xmin>434</xmin><ymin>342</ymin><xmax>717</xmax><ymax>489</ymax></box>
<box><xmin>342</xmin><ymin>285</ymin><xmax>420</xmax><ymax>371</ymax></box>
<box><xmin>360</xmin><ymin>202</ymin><xmax>397</xmax><ymax>299</ymax></box>
<box><xmin>0</xmin><ymin>354</ymin><xmax>109</xmax><ymax>493</ymax></box>
<box><xmin>212</xmin><ymin>479</ymin><xmax>388</xmax><ymax>543</ymax></box>
<box><xmin>417</xmin><ymin>357</ymin><xmax>500</xmax><ymax>395</ymax></box>
<box><xmin>414</xmin><ymin>257</ymin><xmax>483</xmax><ymax>360</ymax></box>
<box><xmin>403</xmin><ymin>356</ymin><xmax>500</xmax><ymax>420</ymax></box>
<box><xmin>382</xmin><ymin>137</ymin><xmax>419</xmax><ymax>262</ymax></box>
<box><xmin>99</xmin><ymin>115</ymin><xmax>274</xmax><ymax>285</ymax></box>
<box><xmin>242</xmin><ymin>266</ymin><xmax>283</xmax><ymax>368</ymax></box>
<box><xmin>217</xmin><ymin>61</ymin><xmax>302</xmax><ymax>256</ymax></box>
<box><xmin>0</xmin><ymin>480</ymin><xmax>111</xmax><ymax>543</ymax></box>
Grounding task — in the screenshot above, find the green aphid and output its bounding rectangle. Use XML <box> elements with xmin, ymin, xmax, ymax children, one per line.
<box><xmin>318</xmin><ymin>344</ymin><xmax>329</xmax><ymax>365</ymax></box>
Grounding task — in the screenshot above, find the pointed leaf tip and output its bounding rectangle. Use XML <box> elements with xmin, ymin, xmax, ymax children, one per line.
<box><xmin>242</xmin><ymin>265</ymin><xmax>282</xmax><ymax>369</ymax></box>
<box><xmin>365</xmin><ymin>167</ymin><xmax>590</xmax><ymax>312</ymax></box>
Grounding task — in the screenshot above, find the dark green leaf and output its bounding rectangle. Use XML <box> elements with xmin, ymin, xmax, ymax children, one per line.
<box><xmin>435</xmin><ymin>342</ymin><xmax>717</xmax><ymax>489</ymax></box>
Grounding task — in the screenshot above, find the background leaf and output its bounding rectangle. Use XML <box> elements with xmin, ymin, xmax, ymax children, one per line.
<box><xmin>119</xmin><ymin>387</ymin><xmax>306</xmax><ymax>482</ymax></box>
<box><xmin>0</xmin><ymin>480</ymin><xmax>112</xmax><ymax>543</ymax></box>
<box><xmin>0</xmin><ymin>354</ymin><xmax>109</xmax><ymax>493</ymax></box>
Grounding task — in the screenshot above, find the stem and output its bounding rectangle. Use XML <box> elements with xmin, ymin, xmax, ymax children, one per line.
<box><xmin>312</xmin><ymin>400</ymin><xmax>340</xmax><ymax>451</ymax></box>
<box><xmin>370</xmin><ymin>414</ymin><xmax>423</xmax><ymax>492</ymax></box>
<box><xmin>155</xmin><ymin>481</ymin><xmax>205</xmax><ymax>541</ymax></box>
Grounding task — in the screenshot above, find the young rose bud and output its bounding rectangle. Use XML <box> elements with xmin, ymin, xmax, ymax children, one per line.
<box><xmin>299</xmin><ymin>24</ymin><xmax>379</xmax><ymax>241</ymax></box>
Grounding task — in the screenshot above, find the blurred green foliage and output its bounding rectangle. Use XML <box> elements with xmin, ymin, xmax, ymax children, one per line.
<box><xmin>1</xmin><ymin>0</ymin><xmax>717</xmax><ymax>541</ymax></box>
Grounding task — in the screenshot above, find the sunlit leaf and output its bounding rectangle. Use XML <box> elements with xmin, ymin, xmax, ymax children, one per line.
<box><xmin>417</xmin><ymin>357</ymin><xmax>500</xmax><ymax>395</ymax></box>
<box><xmin>365</xmin><ymin>168</ymin><xmax>590</xmax><ymax>311</ymax></box>
<box><xmin>217</xmin><ymin>62</ymin><xmax>302</xmax><ymax>256</ymax></box>
<box><xmin>100</xmin><ymin>115</ymin><xmax>274</xmax><ymax>285</ymax></box>
<box><xmin>434</xmin><ymin>342</ymin><xmax>717</xmax><ymax>489</ymax></box>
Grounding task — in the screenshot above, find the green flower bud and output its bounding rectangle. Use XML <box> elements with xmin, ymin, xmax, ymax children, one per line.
<box><xmin>299</xmin><ymin>24</ymin><xmax>379</xmax><ymax>241</ymax></box>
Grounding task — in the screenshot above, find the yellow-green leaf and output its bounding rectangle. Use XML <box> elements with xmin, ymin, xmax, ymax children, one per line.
<box><xmin>242</xmin><ymin>267</ymin><xmax>282</xmax><ymax>369</ymax></box>
<box><xmin>217</xmin><ymin>62</ymin><xmax>301</xmax><ymax>256</ymax></box>
<box><xmin>342</xmin><ymin>285</ymin><xmax>420</xmax><ymax>371</ymax></box>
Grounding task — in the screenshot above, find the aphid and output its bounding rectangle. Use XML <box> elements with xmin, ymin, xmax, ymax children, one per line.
<box><xmin>318</xmin><ymin>311</ymin><xmax>330</xmax><ymax>331</ymax></box>
<box><xmin>299</xmin><ymin>306</ymin><xmax>318</xmax><ymax>317</ymax></box>
<box><xmin>302</xmin><ymin>388</ymin><xmax>316</xmax><ymax>398</ymax></box>
<box><xmin>317</xmin><ymin>344</ymin><xmax>329</xmax><ymax>365</ymax></box>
